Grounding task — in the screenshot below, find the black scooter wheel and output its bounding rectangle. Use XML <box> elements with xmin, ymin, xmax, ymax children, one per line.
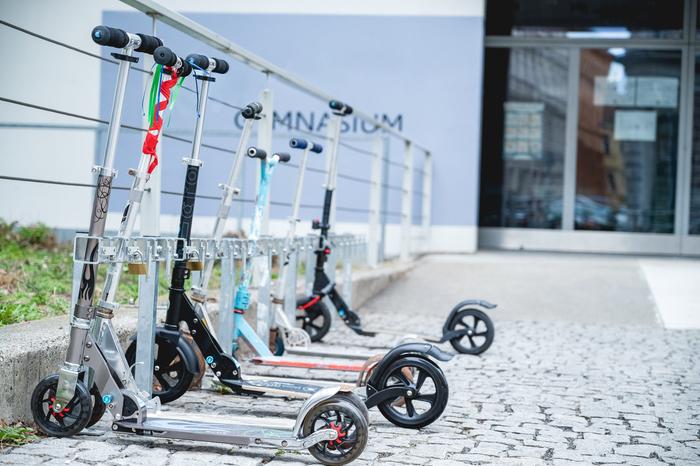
<box><xmin>296</xmin><ymin>295</ymin><xmax>332</xmax><ymax>342</ymax></box>
<box><xmin>447</xmin><ymin>308</ymin><xmax>495</xmax><ymax>355</ymax></box>
<box><xmin>125</xmin><ymin>334</ymin><xmax>194</xmax><ymax>404</ymax></box>
<box><xmin>303</xmin><ymin>396</ymin><xmax>368</xmax><ymax>465</ymax></box>
<box><xmin>31</xmin><ymin>374</ymin><xmax>92</xmax><ymax>437</ymax></box>
<box><xmin>376</xmin><ymin>356</ymin><xmax>449</xmax><ymax>429</ymax></box>
<box><xmin>86</xmin><ymin>383</ymin><xmax>106</xmax><ymax>428</ymax></box>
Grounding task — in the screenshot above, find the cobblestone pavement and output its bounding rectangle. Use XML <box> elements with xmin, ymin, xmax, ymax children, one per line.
<box><xmin>2</xmin><ymin>256</ymin><xmax>700</xmax><ymax>465</ymax></box>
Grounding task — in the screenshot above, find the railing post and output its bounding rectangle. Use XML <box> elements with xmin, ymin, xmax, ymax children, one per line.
<box><xmin>218</xmin><ymin>242</ymin><xmax>236</xmax><ymax>354</ymax></box>
<box><xmin>367</xmin><ymin>135</ymin><xmax>383</xmax><ymax>267</ymax></box>
<box><xmin>283</xmin><ymin>244</ymin><xmax>298</xmax><ymax>325</ymax></box>
<box><xmin>304</xmin><ymin>236</ymin><xmax>314</xmax><ymax>295</ymax></box>
<box><xmin>422</xmin><ymin>151</ymin><xmax>432</xmax><ymax>253</ymax></box>
<box><xmin>341</xmin><ymin>238</ymin><xmax>353</xmax><ymax>308</ymax></box>
<box><xmin>134</xmin><ymin>248</ymin><xmax>158</xmax><ymax>396</ymax></box>
<box><xmin>400</xmin><ymin>140</ymin><xmax>414</xmax><ymax>261</ymax></box>
<box><xmin>134</xmin><ymin>16</ymin><xmax>160</xmax><ymax>398</ymax></box>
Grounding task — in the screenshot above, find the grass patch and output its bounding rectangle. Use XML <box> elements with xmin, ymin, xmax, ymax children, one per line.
<box><xmin>0</xmin><ymin>220</ymin><xmax>225</xmax><ymax>327</ymax></box>
<box><xmin>0</xmin><ymin>423</ymin><xmax>39</xmax><ymax>449</ymax></box>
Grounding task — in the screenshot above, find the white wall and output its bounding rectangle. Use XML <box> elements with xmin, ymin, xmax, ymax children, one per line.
<box><xmin>0</xmin><ymin>0</ymin><xmax>483</xmax><ymax>252</ymax></box>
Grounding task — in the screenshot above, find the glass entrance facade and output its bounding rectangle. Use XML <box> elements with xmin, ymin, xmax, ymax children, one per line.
<box><xmin>480</xmin><ymin>0</ymin><xmax>700</xmax><ymax>255</ymax></box>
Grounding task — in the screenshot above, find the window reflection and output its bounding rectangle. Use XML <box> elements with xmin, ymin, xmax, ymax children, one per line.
<box><xmin>689</xmin><ymin>55</ymin><xmax>700</xmax><ymax>234</ymax></box>
<box><xmin>480</xmin><ymin>48</ymin><xmax>567</xmax><ymax>228</ymax></box>
<box><xmin>576</xmin><ymin>49</ymin><xmax>680</xmax><ymax>232</ymax></box>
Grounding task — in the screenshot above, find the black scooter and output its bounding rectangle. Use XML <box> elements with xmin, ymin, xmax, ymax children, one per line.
<box><xmin>295</xmin><ymin>100</ymin><xmax>497</xmax><ymax>356</ymax></box>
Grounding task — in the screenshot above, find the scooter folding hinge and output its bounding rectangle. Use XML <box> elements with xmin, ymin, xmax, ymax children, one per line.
<box><xmin>182</xmin><ymin>157</ymin><xmax>203</xmax><ymax>167</ymax></box>
<box><xmin>96</xmin><ymin>300</ymin><xmax>119</xmax><ymax>316</ymax></box>
<box><xmin>92</xmin><ymin>165</ymin><xmax>118</xmax><ymax>178</ymax></box>
<box><xmin>191</xmin><ymin>288</ymin><xmax>207</xmax><ymax>303</ymax></box>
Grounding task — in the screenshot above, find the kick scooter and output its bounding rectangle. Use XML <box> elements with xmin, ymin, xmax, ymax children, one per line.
<box><xmin>31</xmin><ymin>34</ymin><xmax>368</xmax><ymax>465</ymax></box>
<box><xmin>125</xmin><ymin>111</ymin><xmax>450</xmax><ymax>429</ymax></box>
<box><xmin>189</xmin><ymin>133</ymin><xmax>452</xmax><ymax>428</ymax></box>
<box><xmin>295</xmin><ymin>101</ymin><xmax>497</xmax><ymax>355</ymax></box>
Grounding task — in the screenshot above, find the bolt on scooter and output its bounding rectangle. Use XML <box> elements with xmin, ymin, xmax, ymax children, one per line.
<box><xmin>31</xmin><ymin>32</ymin><xmax>368</xmax><ymax>465</ymax></box>
<box><xmin>294</xmin><ymin>100</ymin><xmax>497</xmax><ymax>355</ymax></box>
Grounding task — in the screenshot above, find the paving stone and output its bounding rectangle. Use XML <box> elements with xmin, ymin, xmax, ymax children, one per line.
<box><xmin>1</xmin><ymin>270</ymin><xmax>698</xmax><ymax>466</ymax></box>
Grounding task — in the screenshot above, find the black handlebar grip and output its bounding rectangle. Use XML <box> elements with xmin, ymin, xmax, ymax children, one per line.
<box><xmin>91</xmin><ymin>25</ymin><xmax>129</xmax><ymax>48</ymax></box>
<box><xmin>247</xmin><ymin>147</ymin><xmax>267</xmax><ymax>159</ymax></box>
<box><xmin>135</xmin><ymin>33</ymin><xmax>162</xmax><ymax>54</ymax></box>
<box><xmin>153</xmin><ymin>46</ymin><xmax>177</xmax><ymax>66</ymax></box>
<box><xmin>329</xmin><ymin>100</ymin><xmax>353</xmax><ymax>115</ymax></box>
<box><xmin>289</xmin><ymin>138</ymin><xmax>323</xmax><ymax>154</ymax></box>
<box><xmin>186</xmin><ymin>54</ymin><xmax>210</xmax><ymax>70</ymax></box>
<box><xmin>241</xmin><ymin>102</ymin><xmax>263</xmax><ymax>119</ymax></box>
<box><xmin>212</xmin><ymin>58</ymin><xmax>229</xmax><ymax>74</ymax></box>
<box><xmin>275</xmin><ymin>152</ymin><xmax>291</xmax><ymax>163</ymax></box>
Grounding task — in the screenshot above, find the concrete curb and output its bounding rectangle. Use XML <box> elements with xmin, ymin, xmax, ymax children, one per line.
<box><xmin>0</xmin><ymin>260</ymin><xmax>412</xmax><ymax>423</ymax></box>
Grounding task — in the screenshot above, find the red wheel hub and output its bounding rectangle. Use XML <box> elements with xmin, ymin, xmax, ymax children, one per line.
<box><xmin>47</xmin><ymin>396</ymin><xmax>71</xmax><ymax>418</ymax></box>
<box><xmin>328</xmin><ymin>421</ymin><xmax>347</xmax><ymax>447</ymax></box>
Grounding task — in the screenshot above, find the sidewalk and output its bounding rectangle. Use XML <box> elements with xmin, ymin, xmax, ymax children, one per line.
<box><xmin>2</xmin><ymin>252</ymin><xmax>699</xmax><ymax>465</ymax></box>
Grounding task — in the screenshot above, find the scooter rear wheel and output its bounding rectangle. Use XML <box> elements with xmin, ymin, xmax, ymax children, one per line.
<box><xmin>447</xmin><ymin>308</ymin><xmax>495</xmax><ymax>355</ymax></box>
<box><xmin>296</xmin><ymin>295</ymin><xmax>332</xmax><ymax>342</ymax></box>
<box><xmin>31</xmin><ymin>374</ymin><xmax>92</xmax><ymax>437</ymax></box>
<box><xmin>376</xmin><ymin>356</ymin><xmax>449</xmax><ymax>429</ymax></box>
<box><xmin>302</xmin><ymin>396</ymin><xmax>368</xmax><ymax>465</ymax></box>
<box><xmin>124</xmin><ymin>334</ymin><xmax>194</xmax><ymax>404</ymax></box>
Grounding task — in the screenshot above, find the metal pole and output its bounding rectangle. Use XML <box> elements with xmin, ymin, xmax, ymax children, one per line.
<box><xmin>367</xmin><ymin>135</ymin><xmax>383</xmax><ymax>267</ymax></box>
<box><xmin>134</xmin><ymin>249</ymin><xmax>158</xmax><ymax>395</ymax></box>
<box><xmin>400</xmin><ymin>140</ymin><xmax>414</xmax><ymax>261</ymax></box>
<box><xmin>218</xmin><ymin>244</ymin><xmax>235</xmax><ymax>354</ymax></box>
<box><xmin>421</xmin><ymin>151</ymin><xmax>433</xmax><ymax>253</ymax></box>
<box><xmin>341</xmin><ymin>239</ymin><xmax>353</xmax><ymax>308</ymax></box>
<box><xmin>379</xmin><ymin>134</ymin><xmax>390</xmax><ymax>262</ymax></box>
<box><xmin>134</xmin><ymin>17</ymin><xmax>161</xmax><ymax>396</ymax></box>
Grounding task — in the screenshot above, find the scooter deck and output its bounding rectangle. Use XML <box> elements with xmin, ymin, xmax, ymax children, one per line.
<box><xmin>250</xmin><ymin>355</ymin><xmax>365</xmax><ymax>372</ymax></box>
<box><xmin>284</xmin><ymin>346</ymin><xmax>375</xmax><ymax>360</ymax></box>
<box><xmin>113</xmin><ymin>410</ymin><xmax>334</xmax><ymax>449</ymax></box>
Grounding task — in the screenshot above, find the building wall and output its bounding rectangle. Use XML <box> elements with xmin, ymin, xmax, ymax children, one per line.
<box><xmin>0</xmin><ymin>0</ymin><xmax>485</xmax><ymax>253</ymax></box>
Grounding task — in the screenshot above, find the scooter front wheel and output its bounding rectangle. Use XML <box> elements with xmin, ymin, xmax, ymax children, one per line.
<box><xmin>124</xmin><ymin>333</ymin><xmax>195</xmax><ymax>404</ymax></box>
<box><xmin>31</xmin><ymin>374</ymin><xmax>92</xmax><ymax>437</ymax></box>
<box><xmin>447</xmin><ymin>308</ymin><xmax>495</xmax><ymax>355</ymax></box>
<box><xmin>296</xmin><ymin>295</ymin><xmax>332</xmax><ymax>342</ymax></box>
<box><xmin>302</xmin><ymin>396</ymin><xmax>368</xmax><ymax>465</ymax></box>
<box><xmin>376</xmin><ymin>356</ymin><xmax>449</xmax><ymax>429</ymax></box>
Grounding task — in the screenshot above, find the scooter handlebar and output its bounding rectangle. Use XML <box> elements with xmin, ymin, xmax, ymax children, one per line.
<box><xmin>241</xmin><ymin>101</ymin><xmax>263</xmax><ymax>119</ymax></box>
<box><xmin>289</xmin><ymin>138</ymin><xmax>323</xmax><ymax>154</ymax></box>
<box><xmin>135</xmin><ymin>33</ymin><xmax>163</xmax><ymax>54</ymax></box>
<box><xmin>247</xmin><ymin>147</ymin><xmax>267</xmax><ymax>159</ymax></box>
<box><xmin>274</xmin><ymin>152</ymin><xmax>291</xmax><ymax>163</ymax></box>
<box><xmin>153</xmin><ymin>47</ymin><xmax>193</xmax><ymax>77</ymax></box>
<box><xmin>329</xmin><ymin>100</ymin><xmax>353</xmax><ymax>116</ymax></box>
<box><xmin>91</xmin><ymin>26</ymin><xmax>162</xmax><ymax>53</ymax></box>
<box><xmin>186</xmin><ymin>54</ymin><xmax>229</xmax><ymax>74</ymax></box>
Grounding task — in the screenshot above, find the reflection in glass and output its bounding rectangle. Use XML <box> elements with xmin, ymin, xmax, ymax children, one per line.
<box><xmin>486</xmin><ymin>0</ymin><xmax>683</xmax><ymax>39</ymax></box>
<box><xmin>576</xmin><ymin>49</ymin><xmax>680</xmax><ymax>233</ymax></box>
<box><xmin>480</xmin><ymin>48</ymin><xmax>568</xmax><ymax>228</ymax></box>
<box><xmin>689</xmin><ymin>55</ymin><xmax>700</xmax><ymax>234</ymax></box>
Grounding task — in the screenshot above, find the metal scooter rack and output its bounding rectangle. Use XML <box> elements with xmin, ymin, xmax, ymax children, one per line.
<box><xmin>70</xmin><ymin>233</ymin><xmax>342</xmax><ymax>449</ymax></box>
<box><xmin>184</xmin><ymin>233</ymin><xmax>368</xmax><ymax>358</ymax></box>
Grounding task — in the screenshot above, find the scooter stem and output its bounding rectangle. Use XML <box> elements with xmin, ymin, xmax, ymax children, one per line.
<box><xmin>194</xmin><ymin>115</ymin><xmax>256</xmax><ymax>296</ymax></box>
<box><xmin>56</xmin><ymin>31</ymin><xmax>146</xmax><ymax>408</ymax></box>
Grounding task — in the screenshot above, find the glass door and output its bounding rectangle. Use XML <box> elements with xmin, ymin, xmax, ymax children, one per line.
<box><xmin>575</xmin><ymin>48</ymin><xmax>681</xmax><ymax>233</ymax></box>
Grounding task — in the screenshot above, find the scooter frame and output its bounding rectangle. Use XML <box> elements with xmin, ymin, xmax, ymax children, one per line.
<box><xmin>31</xmin><ymin>35</ymin><xmax>368</xmax><ymax>465</ymax></box>
<box><xmin>294</xmin><ymin>101</ymin><xmax>498</xmax><ymax>356</ymax></box>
